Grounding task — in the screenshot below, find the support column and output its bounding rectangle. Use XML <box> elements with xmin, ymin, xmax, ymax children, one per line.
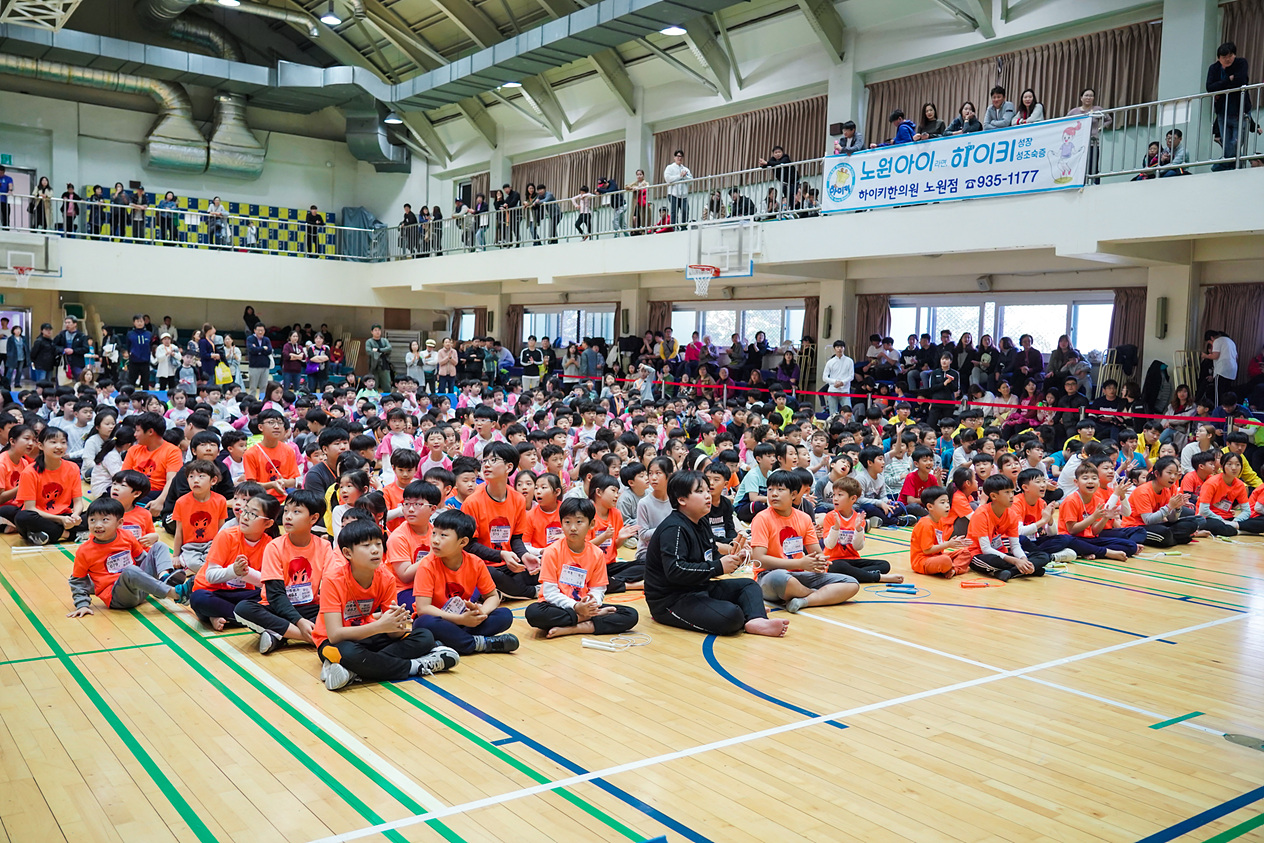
<box><xmin>488</xmin><ymin>124</ymin><xmax>510</xmax><ymax>193</ymax></box>
<box><xmin>816</xmin><ymin>272</ymin><xmax>852</xmax><ymax>383</ymax></box>
<box><xmin>1144</xmin><ymin>264</ymin><xmax>1199</xmax><ymax>373</ymax></box>
<box><xmin>620</xmin><ymin>282</ymin><xmax>649</xmax><ymax>337</ymax></box>
<box><xmin>1158</xmin><ymin>0</ymin><xmax>1220</xmax><ymax>100</ymax></box>
<box><xmin>825</xmin><ymin>31</ymin><xmax>864</xmax><ymax>150</ymax></box>
<box><xmin>624</xmin><ymin>88</ymin><xmax>652</xmax><ymax>182</ymax></box>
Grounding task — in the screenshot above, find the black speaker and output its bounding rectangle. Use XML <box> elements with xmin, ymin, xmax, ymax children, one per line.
<box><xmin>829</xmin><ymin>122</ymin><xmax>844</xmax><ymax>136</ymax></box>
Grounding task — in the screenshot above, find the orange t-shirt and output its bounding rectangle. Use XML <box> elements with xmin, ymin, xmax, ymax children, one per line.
<box><xmin>120</xmin><ymin>505</ymin><xmax>155</xmax><ymax>541</ymax></box>
<box><xmin>1125</xmin><ymin>483</ymin><xmax>1172</xmax><ymax>528</ymax></box>
<box><xmin>1199</xmin><ymin>474</ymin><xmax>1247</xmax><ymax>519</ymax></box>
<box><xmin>385</xmin><ymin>521</ymin><xmax>432</xmax><ymax>594</ymax></box>
<box><xmin>966</xmin><ymin>503</ymin><xmax>1020</xmax><ymax>557</ymax></box>
<box><xmin>910</xmin><ymin>515</ymin><xmax>951</xmax><ymax>568</ymax></box>
<box><xmin>461</xmin><ymin>485</ymin><xmax>525</xmax><ymax>566</ymax></box>
<box><xmin>192</xmin><ymin>526</ymin><xmax>267</xmax><ymax>592</ymax></box>
<box><xmin>0</xmin><ymin>453</ymin><xmax>31</xmax><ymax>490</ymax></box>
<box><xmin>750</xmin><ymin>507</ymin><xmax>816</xmax><ymax>573</ymax></box>
<box><xmin>1011</xmin><ymin>494</ymin><xmax>1045</xmax><ymax>527</ymax></box>
<box><xmin>122</xmin><ymin>441</ymin><xmax>182</xmax><ymax>493</ymax></box>
<box><xmin>72</xmin><ymin>532</ymin><xmax>144</xmax><ymax>605</ymax></box>
<box><xmin>1249</xmin><ymin>484</ymin><xmax>1264</xmax><ymax>517</ymax></box>
<box><xmin>243</xmin><ymin>441</ymin><xmax>300</xmax><ymax>501</ymax></box>
<box><xmin>382</xmin><ymin>481</ymin><xmax>406</xmax><ymax>532</ymax></box>
<box><xmin>950</xmin><ymin>490</ymin><xmax>974</xmax><ymax>520</ymax></box>
<box><xmin>260</xmin><ymin>532</ymin><xmax>336</xmax><ymax>608</ymax></box>
<box><xmin>412</xmin><ymin>551</ymin><xmax>496</xmax><ymax>610</ymax></box>
<box><xmin>313</xmin><ymin>560</ymin><xmax>397</xmax><ymax>648</ymax></box>
<box><xmin>172</xmin><ymin>492</ymin><xmax>227</xmax><ymax>545</ymax></box>
<box><xmin>1181</xmin><ymin>470</ymin><xmax>1208</xmax><ymax>499</ymax></box>
<box><xmin>523</xmin><ymin>504</ymin><xmax>563</xmax><ymax>550</ymax></box>
<box><xmin>589</xmin><ymin>506</ymin><xmax>624</xmax><ymax>565</ymax></box>
<box><xmin>1059</xmin><ymin>490</ymin><xmax>1105</xmax><ymax>537</ymax></box>
<box><xmin>818</xmin><ymin>509</ymin><xmax>864</xmax><ymax>560</ymax></box>
<box><xmin>15</xmin><ymin>460</ymin><xmax>81</xmax><ymax>515</ymax></box>
<box><xmin>538</xmin><ymin>539</ymin><xmax>607</xmax><ymax>603</ymax></box>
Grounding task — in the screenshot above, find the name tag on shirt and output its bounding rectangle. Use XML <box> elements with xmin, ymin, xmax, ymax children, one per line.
<box><xmin>226</xmin><ymin>578</ymin><xmax>248</xmax><ymax>589</ymax></box>
<box><xmin>704</xmin><ymin>549</ymin><xmax>713</xmax><ymax>564</ymax></box>
<box><xmin>120</xmin><ymin>524</ymin><xmax>142</xmax><ymax>538</ymax></box>
<box><xmin>545</xmin><ymin>526</ymin><xmax>563</xmax><ymax>545</ymax></box>
<box><xmin>711</xmin><ymin>520</ymin><xmax>727</xmax><ymax>538</ymax></box>
<box><xmin>559</xmin><ymin>564</ymin><xmax>587</xmax><ymax>589</ymax></box>
<box><xmin>345</xmin><ymin>598</ymin><xmax>374</xmax><ymax>623</ymax></box>
<box><xmin>286</xmin><ymin>583</ymin><xmax>314</xmax><ymax>605</ymax></box>
<box><xmin>837</xmin><ymin>530</ymin><xmax>854</xmax><ymax>546</ymax></box>
<box><xmin>105</xmin><ymin>551</ymin><xmax>133</xmax><ymax>573</ymax></box>
<box><xmin>782</xmin><ymin>536</ymin><xmax>804</xmax><ymax>557</ymax></box>
<box><xmin>1217</xmin><ymin>499</ymin><xmax>1231</xmax><ymax>511</ymax></box>
<box><xmin>441</xmin><ymin>595</ymin><xmax>467</xmax><ymax>615</ymax></box>
<box><xmin>489</xmin><ymin>525</ymin><xmax>511</xmax><ymax>544</ymax></box>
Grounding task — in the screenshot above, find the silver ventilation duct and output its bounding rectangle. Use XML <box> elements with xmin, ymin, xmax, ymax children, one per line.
<box><xmin>168</xmin><ymin>15</ymin><xmax>242</xmax><ymax>61</ymax></box>
<box><xmin>344</xmin><ymin>102</ymin><xmax>410</xmax><ymax>173</ymax></box>
<box><xmin>208</xmin><ymin>93</ymin><xmax>265</xmax><ymax>179</ymax></box>
<box><xmin>0</xmin><ymin>53</ymin><xmax>207</xmax><ymax>173</ymax></box>
<box><xmin>137</xmin><ymin>0</ymin><xmax>318</xmax><ymax>38</ymax></box>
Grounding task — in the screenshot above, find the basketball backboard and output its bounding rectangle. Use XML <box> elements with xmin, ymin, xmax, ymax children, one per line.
<box><xmin>686</xmin><ymin>218</ymin><xmax>757</xmax><ymax>278</ymax></box>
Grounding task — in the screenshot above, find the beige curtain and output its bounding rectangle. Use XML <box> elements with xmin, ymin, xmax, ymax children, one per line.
<box><xmin>865</xmin><ymin>22</ymin><xmax>1162</xmax><ymax>142</ymax></box>
<box><xmin>510</xmin><ymin>142</ymin><xmax>626</xmax><ymax>202</ymax></box>
<box><xmin>504</xmin><ymin>304</ymin><xmax>524</xmax><ymax>356</ymax></box>
<box><xmin>470</xmin><ymin>172</ymin><xmax>490</xmax><ymax>204</ymax></box>
<box><xmin>472</xmin><ymin>306</ymin><xmax>488</xmax><ymax>339</ymax></box>
<box><xmin>1201</xmin><ymin>284</ymin><xmax>1264</xmax><ymax>381</ymax></box>
<box><xmin>1108</xmin><ymin>286</ymin><xmax>1146</xmax><ymax>360</ymax></box>
<box><xmin>853</xmin><ymin>294</ymin><xmax>890</xmax><ymax>353</ymax></box>
<box><xmin>652</xmin><ymin>96</ymin><xmax>828</xmax><ymax>183</ymax></box>
<box><xmin>647</xmin><ymin>300</ymin><xmax>672</xmax><ymax>334</ymax></box>
<box><xmin>1224</xmin><ymin>0</ymin><xmax>1264</xmax><ymax>71</ymax></box>
<box><xmin>802</xmin><ymin>296</ymin><xmax>820</xmax><ymax>343</ymax></box>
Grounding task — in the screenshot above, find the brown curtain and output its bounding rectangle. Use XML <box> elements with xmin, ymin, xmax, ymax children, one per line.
<box><xmin>653</xmin><ymin>96</ymin><xmax>828</xmax><ymax>184</ymax></box>
<box><xmin>504</xmin><ymin>304</ymin><xmax>524</xmax><ymax>355</ymax></box>
<box><xmin>1200</xmin><ymin>284</ymin><xmax>1264</xmax><ymax>380</ymax></box>
<box><xmin>865</xmin><ymin>22</ymin><xmax>1162</xmax><ymax>142</ymax></box>
<box><xmin>472</xmin><ymin>306</ymin><xmax>488</xmax><ymax>339</ymax></box>
<box><xmin>853</xmin><ymin>294</ymin><xmax>890</xmax><ymax>354</ymax></box>
<box><xmin>647</xmin><ymin>300</ymin><xmax>671</xmax><ymax>334</ymax></box>
<box><xmin>802</xmin><ymin>296</ymin><xmax>820</xmax><ymax>343</ymax></box>
<box><xmin>1224</xmin><ymin>0</ymin><xmax>1264</xmax><ymax>76</ymax></box>
<box><xmin>470</xmin><ymin>172</ymin><xmax>490</xmax><ymax>204</ymax></box>
<box><xmin>451</xmin><ymin>309</ymin><xmax>463</xmax><ymax>339</ymax></box>
<box><xmin>1108</xmin><ymin>286</ymin><xmax>1146</xmax><ymax>359</ymax></box>
<box><xmin>510</xmin><ymin>142</ymin><xmax>625</xmax><ymax>201</ymax></box>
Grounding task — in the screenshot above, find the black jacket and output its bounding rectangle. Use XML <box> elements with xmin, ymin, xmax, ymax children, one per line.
<box><xmin>31</xmin><ymin>334</ymin><xmax>59</xmax><ymax>371</ymax></box>
<box><xmin>731</xmin><ymin>194</ymin><xmax>756</xmax><ymax>217</ymax></box>
<box><xmin>645</xmin><ymin>510</ymin><xmax>723</xmax><ymax>611</ymax></box>
<box><xmin>53</xmin><ymin>330</ymin><xmax>89</xmax><ymax>368</ymax></box>
<box><xmin>1207</xmin><ymin>57</ymin><xmax>1252</xmax><ymax>117</ymax></box>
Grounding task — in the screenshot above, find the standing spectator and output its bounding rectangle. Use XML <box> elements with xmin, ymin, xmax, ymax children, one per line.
<box><xmin>581</xmin><ymin>339</ymin><xmax>603</xmax><ymax>383</ymax></box>
<box><xmin>596</xmin><ymin>177</ymin><xmax>625</xmax><ymax>235</ymax></box>
<box><xmin>537</xmin><ymin>184</ymin><xmax>561</xmax><ymax>244</ymax></box>
<box><xmin>60</xmin><ymin>183</ymin><xmax>80</xmax><ymax>235</ymax></box>
<box><xmin>503</xmin><ymin>183</ymin><xmax>521</xmax><ymax>245</ymax></box>
<box><xmin>87</xmin><ymin>185</ymin><xmax>106</xmax><ymax>236</ymax></box>
<box><xmin>523</xmin><ymin>183</ymin><xmax>540</xmax><ymax>244</ymax></box>
<box><xmin>110</xmin><ymin>183</ymin><xmax>130</xmax><ymax>240</ymax></box>
<box><xmin>1202</xmin><ymin>329</ymin><xmax>1239</xmax><ymax>404</ymax></box>
<box><xmin>627</xmin><ymin>170</ymin><xmax>650</xmax><ymax>234</ymax></box>
<box><xmin>31</xmin><ymin>322</ymin><xmax>57</xmax><ymax>382</ymax></box>
<box><xmin>306</xmin><ymin>333</ymin><xmax>330</xmax><ymax>391</ymax></box>
<box><xmin>421</xmin><ymin>338</ymin><xmax>439</xmax><ymax>392</ymax></box>
<box><xmin>823</xmin><ymin>340</ymin><xmax>854</xmax><ymax>416</ymax></box>
<box><xmin>983</xmin><ymin>86</ymin><xmax>1015</xmax><ymax>130</ymax></box>
<box><xmin>520</xmin><ymin>336</ymin><xmax>544</xmax><ymax>389</ymax></box>
<box><xmin>198</xmin><ymin>323</ymin><xmax>221</xmax><ymax>384</ymax></box>
<box><xmin>222</xmin><ymin>334</ymin><xmax>242</xmax><ymax>385</ymax></box>
<box><xmin>1066</xmin><ymin>88</ymin><xmax>1113</xmax><ymax>183</ymax></box>
<box><xmin>245</xmin><ymin>324</ymin><xmax>272</xmax><ymax>398</ymax></box>
<box><xmin>125</xmin><ymin>315</ymin><xmax>152</xmax><ymax>388</ymax></box>
<box><xmin>242</xmin><ymin>305</ymin><xmax>261</xmax><ymax>334</ymax></box>
<box><xmin>758</xmin><ymin>146</ymin><xmax>798</xmax><ymax>200</ymax></box>
<box><xmin>206</xmin><ymin>196</ymin><xmax>227</xmax><ymax>245</ymax></box>
<box><xmin>429</xmin><ymin>205</ymin><xmax>444</xmax><ymax>255</ymax></box>
<box><xmin>1012</xmin><ymin>88</ymin><xmax>1044</xmax><ymax>125</ymax></box>
<box><xmin>913</xmin><ymin>104</ymin><xmax>946</xmax><ymax>140</ymax></box>
<box><xmin>406</xmin><ymin>339</ymin><xmax>425</xmax><ymax>384</ymax></box>
<box><xmin>129</xmin><ymin>186</ymin><xmax>148</xmax><ymax>240</ymax></box>
<box><xmin>281</xmin><ymin>330</ymin><xmax>305</xmax><ymax>392</ymax></box>
<box><xmin>885</xmin><ymin>109</ymin><xmax>916</xmax><ymax>145</ymax></box>
<box><xmin>365</xmin><ymin>324</ymin><xmax>393</xmax><ymax>389</ymax></box>
<box><xmin>0</xmin><ymin>165</ymin><xmax>11</xmax><ymax>229</ymax></box>
<box><xmin>472</xmin><ymin>193</ymin><xmax>489</xmax><ymax>251</ymax></box>
<box><xmin>7</xmin><ymin>325</ymin><xmax>28</xmax><ymax>388</ymax></box>
<box><xmin>436</xmin><ymin>336</ymin><xmax>458</xmax><ymax>394</ymax></box>
<box><xmin>305</xmin><ymin>205</ymin><xmax>325</xmax><ymax>255</ymax></box>
<box><xmin>157</xmin><ymin>191</ymin><xmax>179</xmax><ymax>242</ymax></box>
<box><xmin>492</xmin><ymin>189</ymin><xmax>507</xmax><ymax>245</ymax></box>
<box><xmin>54</xmin><ymin>316</ymin><xmax>89</xmax><ymax>381</ymax></box>
<box><xmin>330</xmin><ymin>338</ymin><xmax>346</xmax><ymax>376</ymax></box>
<box><xmin>152</xmin><ymin>333</ymin><xmax>180</xmax><ymax>393</ymax></box>
<box><xmin>947</xmin><ymin>101</ymin><xmax>983</xmax><ymax>134</ymax></box>
<box><xmin>400</xmin><ymin>204</ymin><xmax>419</xmax><ymax>254</ymax></box>
<box><xmin>571</xmin><ymin>185</ymin><xmax>596</xmax><ymax>240</ymax></box>
<box><xmin>663</xmin><ymin>150</ymin><xmax>693</xmax><ymax>230</ymax></box>
<box><xmin>1207</xmin><ymin>42</ymin><xmax>1252</xmax><ymax>171</ymax></box>
<box><xmin>832</xmin><ymin>121</ymin><xmax>864</xmax><ymax>154</ymax></box>
<box><xmin>32</xmin><ymin>177</ymin><xmax>53</xmax><ymax>231</ymax></box>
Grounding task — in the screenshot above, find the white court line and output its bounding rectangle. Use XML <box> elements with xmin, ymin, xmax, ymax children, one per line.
<box><xmin>304</xmin><ymin>611</ymin><xmax>1246</xmax><ymax>843</ymax></box>
<box><xmin>799</xmin><ymin>610</ymin><xmax>1229</xmax><ymax>736</ymax></box>
<box><xmin>162</xmin><ymin>602</ymin><xmax>447</xmax><ymax>812</ymax></box>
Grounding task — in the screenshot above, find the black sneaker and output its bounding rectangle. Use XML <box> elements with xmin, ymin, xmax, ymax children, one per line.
<box><xmin>482</xmin><ymin>633</ymin><xmax>520</xmax><ymax>654</ymax></box>
<box><xmin>160</xmin><ymin>568</ymin><xmax>188</xmax><ymax>587</ymax></box>
<box><xmin>25</xmin><ymin>531</ymin><xmax>49</xmax><ymax>547</ymax></box>
<box><xmin>996</xmin><ymin>570</ymin><xmax>1014</xmax><ymax>583</ymax></box>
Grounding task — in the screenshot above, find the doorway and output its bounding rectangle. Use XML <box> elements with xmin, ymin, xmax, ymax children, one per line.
<box><xmin>1</xmin><ymin>166</ymin><xmax>36</xmax><ymax>231</ymax></box>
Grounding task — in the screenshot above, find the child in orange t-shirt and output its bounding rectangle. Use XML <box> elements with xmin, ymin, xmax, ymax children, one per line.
<box><xmin>243</xmin><ymin>410</ymin><xmax>301</xmax><ymax>501</ymax></box>
<box><xmin>412</xmin><ymin>509</ymin><xmax>519</xmax><ymax>656</ymax></box>
<box><xmin>235</xmin><ymin>489</ymin><xmax>338</xmax><ymax>654</ymax></box>
<box><xmin>589</xmin><ymin>475</ymin><xmax>637</xmax><ymax>573</ymax></box>
<box><xmin>818</xmin><ymin>476</ymin><xmax>902</xmax><ymax>583</ymax></box>
<box><xmin>111</xmin><ymin>469</ymin><xmax>180</xmax><ymax>584</ymax></box>
<box><xmin>384</xmin><ymin>480</ymin><xmax>441</xmax><ymax>607</ymax></box>
<box><xmin>67</xmin><ymin>498</ymin><xmax>177</xmax><ymax>616</ymax></box>
<box><xmin>965</xmin><ymin>475</ymin><xmax>1050</xmax><ymax>581</ymax></box>
<box><xmin>910</xmin><ymin>487</ymin><xmax>970</xmax><ymax>576</ymax></box>
<box><xmin>1198</xmin><ymin>451</ymin><xmax>1251</xmax><ymax>537</ymax></box>
<box><xmin>171</xmin><ymin>459</ymin><xmax>227</xmax><ymax>573</ymax></box>
<box><xmin>1244</xmin><ymin>483</ymin><xmax>1264</xmax><ymax>535</ymax></box>
<box><xmin>14</xmin><ymin>428</ymin><xmax>83</xmax><ymax>545</ymax></box>
<box><xmin>947</xmin><ymin>467</ymin><xmax>977</xmax><ymax>537</ymax></box>
<box><xmin>0</xmin><ymin>422</ymin><xmax>35</xmax><ymax>517</ymax></box>
<box><xmin>523</xmin><ymin>472</ymin><xmax>563</xmax><ymax>554</ymax></box>
<box><xmin>1058</xmin><ymin>462</ymin><xmax>1140</xmax><ymax>558</ymax></box>
<box><xmin>382</xmin><ymin>449</ymin><xmax>419</xmax><ymax>532</ymax></box>
<box><xmin>525</xmin><ymin>498</ymin><xmax>638</xmax><ymax>638</ymax></box>
<box><xmin>315</xmin><ymin>519</ymin><xmax>458</xmax><ymax>692</ymax></box>
<box><xmin>181</xmin><ymin>494</ymin><xmax>279</xmax><ymax>629</ymax></box>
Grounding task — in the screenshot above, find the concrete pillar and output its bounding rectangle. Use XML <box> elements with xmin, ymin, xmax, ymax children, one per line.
<box><xmin>826</xmin><ymin>31</ymin><xmax>865</xmax><ymax>150</ymax></box>
<box><xmin>1158</xmin><ymin>0</ymin><xmax>1220</xmax><ymax>100</ymax></box>
<box><xmin>488</xmin><ymin>124</ymin><xmax>510</xmax><ymax>193</ymax></box>
<box><xmin>620</xmin><ymin>282</ymin><xmax>649</xmax><ymax>336</ymax></box>
<box><xmin>624</xmin><ymin>88</ymin><xmax>652</xmax><ymax>183</ymax></box>
<box><xmin>1143</xmin><ymin>264</ymin><xmax>1199</xmax><ymax>373</ymax></box>
<box><xmin>816</xmin><ymin>273</ymin><xmax>852</xmax><ymax>383</ymax></box>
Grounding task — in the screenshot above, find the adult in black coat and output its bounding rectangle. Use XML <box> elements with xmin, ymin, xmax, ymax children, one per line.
<box><xmin>53</xmin><ymin>315</ymin><xmax>90</xmax><ymax>379</ymax></box>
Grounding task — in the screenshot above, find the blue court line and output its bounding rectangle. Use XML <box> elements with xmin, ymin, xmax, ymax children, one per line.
<box><xmin>1134</xmin><ymin>784</ymin><xmax>1264</xmax><ymax>842</ymax></box>
<box><xmin>409</xmin><ymin>678</ymin><xmax>718</xmax><ymax>843</ymax></box>
<box><xmin>701</xmin><ymin>635</ymin><xmax>848</xmax><ymax>729</ymax></box>
<box><xmin>848</xmin><ymin>600</ymin><xmax>1180</xmax><ymax>644</ymax></box>
<box><xmin>1048</xmin><ymin>572</ymin><xmax>1247</xmax><ymax>614</ymax></box>
<box><xmin>490</xmin><ymin>737</ymin><xmax>520</xmax><ymax>746</ymax></box>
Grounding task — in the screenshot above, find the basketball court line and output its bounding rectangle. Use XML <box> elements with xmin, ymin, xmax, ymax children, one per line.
<box><xmin>304</xmin><ymin>612</ymin><xmax>1248</xmax><ymax>843</ymax></box>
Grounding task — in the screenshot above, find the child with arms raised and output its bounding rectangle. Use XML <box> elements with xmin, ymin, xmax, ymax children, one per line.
<box><xmin>819</xmin><ymin>476</ymin><xmax>902</xmax><ymax>584</ymax></box>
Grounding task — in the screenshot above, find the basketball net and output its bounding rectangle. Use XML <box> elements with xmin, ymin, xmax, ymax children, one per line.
<box><xmin>13</xmin><ymin>266</ymin><xmax>31</xmax><ymax>288</ymax></box>
<box><xmin>687</xmin><ymin>264</ymin><xmax>719</xmax><ymax>297</ymax></box>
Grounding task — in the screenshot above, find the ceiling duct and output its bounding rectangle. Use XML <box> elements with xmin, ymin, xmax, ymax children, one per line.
<box><xmin>0</xmin><ymin>52</ymin><xmax>206</xmax><ymax>172</ymax></box>
<box><xmin>168</xmin><ymin>14</ymin><xmax>242</xmax><ymax>61</ymax></box>
<box><xmin>343</xmin><ymin>100</ymin><xmax>410</xmax><ymax>173</ymax></box>
<box><xmin>207</xmin><ymin>93</ymin><xmax>265</xmax><ymax>179</ymax></box>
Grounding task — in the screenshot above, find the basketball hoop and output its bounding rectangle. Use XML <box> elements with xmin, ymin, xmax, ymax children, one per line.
<box><xmin>687</xmin><ymin>264</ymin><xmax>719</xmax><ymax>297</ymax></box>
<box><xmin>13</xmin><ymin>266</ymin><xmax>31</xmax><ymax>288</ymax></box>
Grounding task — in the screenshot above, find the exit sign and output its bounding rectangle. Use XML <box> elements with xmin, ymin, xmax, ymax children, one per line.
<box><xmin>0</xmin><ymin>155</ymin><xmax>9</xmax><ymax>165</ymax></box>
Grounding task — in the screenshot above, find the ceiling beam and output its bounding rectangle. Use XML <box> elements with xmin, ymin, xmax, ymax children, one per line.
<box><xmin>926</xmin><ymin>0</ymin><xmax>980</xmax><ymax>31</ymax></box>
<box><xmin>486</xmin><ymin>90</ymin><xmax>560</xmax><ymax>138</ymax></box>
<box><xmin>682</xmin><ymin>16</ymin><xmax>731</xmax><ymax>100</ymax></box>
<box><xmin>361</xmin><ymin>0</ymin><xmax>447</xmax><ymax>69</ymax></box>
<box><xmin>456</xmin><ymin>96</ymin><xmax>499</xmax><ymax>147</ymax></box>
<box><xmin>953</xmin><ymin>0</ymin><xmax>995</xmax><ymax>37</ymax></box>
<box><xmin>519</xmin><ymin>75</ymin><xmax>570</xmax><ymax>137</ymax></box>
<box><xmin>398</xmin><ymin>111</ymin><xmax>450</xmax><ymax>164</ymax></box>
<box><xmin>795</xmin><ymin>0</ymin><xmax>846</xmax><ymax>63</ymax></box>
<box><xmin>589</xmin><ymin>47</ymin><xmax>635</xmax><ymax>115</ymax></box>
<box><xmin>279</xmin><ymin>0</ymin><xmax>392</xmax><ymax>81</ymax></box>
<box><xmin>636</xmin><ymin>37</ymin><xmax>720</xmax><ymax>96</ymax></box>
<box><xmin>429</xmin><ymin>0</ymin><xmax>502</xmax><ymax>49</ymax></box>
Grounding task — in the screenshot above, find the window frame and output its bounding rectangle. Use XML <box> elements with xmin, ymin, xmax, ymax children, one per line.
<box><xmin>521</xmin><ymin>304</ymin><xmax>617</xmax><ymax>348</ymax></box>
<box><xmin>669</xmin><ymin>298</ymin><xmax>807</xmax><ymax>347</ymax></box>
<box><xmin>888</xmin><ymin>291</ymin><xmax>1116</xmax><ymax>355</ymax></box>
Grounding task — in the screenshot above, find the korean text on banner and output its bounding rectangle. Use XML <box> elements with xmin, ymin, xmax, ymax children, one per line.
<box><xmin>820</xmin><ymin>115</ymin><xmax>1092</xmax><ymax>214</ymax></box>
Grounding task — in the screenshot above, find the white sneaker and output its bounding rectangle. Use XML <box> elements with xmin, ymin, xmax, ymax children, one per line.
<box><xmin>258</xmin><ymin>629</ymin><xmax>284</xmax><ymax>655</ymax></box>
<box><xmin>412</xmin><ymin>645</ymin><xmax>460</xmax><ymax>676</ymax></box>
<box><xmin>1052</xmin><ymin>548</ymin><xmax>1077</xmax><ymax>564</ymax></box>
<box><xmin>866</xmin><ymin>516</ymin><xmax>883</xmax><ymax>532</ymax></box>
<box><xmin>321</xmin><ymin>660</ymin><xmax>355</xmax><ymax>691</ymax></box>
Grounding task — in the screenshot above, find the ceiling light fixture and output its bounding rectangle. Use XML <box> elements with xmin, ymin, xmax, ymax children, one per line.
<box><xmin>660</xmin><ymin>25</ymin><xmax>685</xmax><ymax>35</ymax></box>
<box><xmin>319</xmin><ymin>2</ymin><xmax>341</xmax><ymax>25</ymax></box>
<box><xmin>217</xmin><ymin>0</ymin><xmax>241</xmax><ymax>6</ymax></box>
<box><xmin>502</xmin><ymin>81</ymin><xmax>522</xmax><ymax>88</ymax></box>
<box><xmin>384</xmin><ymin>111</ymin><xmax>403</xmax><ymax>124</ymax></box>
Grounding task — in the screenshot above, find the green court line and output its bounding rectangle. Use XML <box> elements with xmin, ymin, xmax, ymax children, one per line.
<box><xmin>1202</xmin><ymin>812</ymin><xmax>1264</xmax><ymax>842</ymax></box>
<box><xmin>1071</xmin><ymin>558</ymin><xmax>1254</xmax><ymax>595</ymax></box>
<box><xmin>204</xmin><ymin>630</ymin><xmax>254</xmax><ymax>638</ymax></box>
<box><xmin>1057</xmin><ymin>570</ymin><xmax>1248</xmax><ymax>610</ymax></box>
<box><xmin>0</xmin><ymin>568</ymin><xmax>221</xmax><ymax>843</ymax></box>
<box><xmin>381</xmin><ymin>683</ymin><xmax>644</xmax><ymax>841</ymax></box>
<box><xmin>1133</xmin><ymin>555</ymin><xmax>1264</xmax><ymax>581</ymax></box>
<box><xmin>0</xmin><ymin>640</ymin><xmax>164</xmax><ymax>667</ymax></box>
<box><xmin>135</xmin><ymin>601</ymin><xmax>466</xmax><ymax>843</ymax></box>
<box><xmin>1149</xmin><ymin>711</ymin><xmax>1205</xmax><ymax>730</ymax></box>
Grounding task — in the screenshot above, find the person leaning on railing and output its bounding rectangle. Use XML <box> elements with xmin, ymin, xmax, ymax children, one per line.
<box><xmin>626</xmin><ymin>170</ymin><xmax>649</xmax><ymax>234</ymax></box>
<box><xmin>60</xmin><ymin>183</ymin><xmax>80</xmax><ymax>235</ymax></box>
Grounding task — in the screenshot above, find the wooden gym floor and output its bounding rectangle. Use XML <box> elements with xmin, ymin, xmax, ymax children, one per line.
<box><xmin>1</xmin><ymin>529</ymin><xmax>1263</xmax><ymax>843</ymax></box>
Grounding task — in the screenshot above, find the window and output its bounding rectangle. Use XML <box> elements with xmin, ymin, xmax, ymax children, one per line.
<box><xmin>888</xmin><ymin>294</ymin><xmax>1115</xmax><ymax>356</ymax></box>
<box><xmin>670</xmin><ymin>300</ymin><xmax>806</xmax><ymax>346</ymax></box>
<box><xmin>997</xmin><ymin>304</ymin><xmax>1067</xmax><ymax>352</ymax></box>
<box><xmin>457</xmin><ymin>311</ymin><xmax>475</xmax><ymax>340</ymax></box>
<box><xmin>671</xmin><ymin>310</ymin><xmax>698</xmax><ymax>341</ymax></box>
<box><xmin>1071</xmin><ymin>303</ymin><xmax>1113</xmax><ymax>355</ymax></box>
<box><xmin>521</xmin><ymin>306</ymin><xmax>616</xmax><ymax>347</ymax></box>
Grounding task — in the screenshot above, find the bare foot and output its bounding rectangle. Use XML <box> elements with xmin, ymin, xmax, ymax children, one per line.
<box><xmin>745</xmin><ymin>617</ymin><xmax>789</xmax><ymax>637</ymax></box>
<box><xmin>879</xmin><ymin>573</ymin><xmax>905</xmax><ymax>584</ymax></box>
<box><xmin>1104</xmin><ymin>549</ymin><xmax>1128</xmax><ymax>561</ymax></box>
<box><xmin>943</xmin><ymin>568</ymin><xmax>957</xmax><ymax>579</ymax></box>
<box><xmin>546</xmin><ymin>621</ymin><xmax>593</xmax><ymax>639</ymax></box>
<box><xmin>624</xmin><ymin>581</ymin><xmax>644</xmax><ymax>591</ymax></box>
<box><xmin>1193</xmin><ymin>530</ymin><xmax>1211</xmax><ymax>538</ymax></box>
<box><xmin>209</xmin><ymin>617</ymin><xmax>227</xmax><ymax>631</ymax></box>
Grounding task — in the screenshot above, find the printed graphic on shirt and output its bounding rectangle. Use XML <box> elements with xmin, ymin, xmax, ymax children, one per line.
<box><xmin>779</xmin><ymin>526</ymin><xmax>805</xmax><ymax>558</ymax></box>
<box><xmin>488</xmin><ymin>516</ymin><xmax>511</xmax><ymax>548</ymax></box>
<box><xmin>284</xmin><ymin>556</ymin><xmax>315</xmax><ymax>605</ymax></box>
<box><xmin>188</xmin><ymin>511</ymin><xmax>215</xmax><ymax>541</ymax></box>
<box><xmin>40</xmin><ymin>481</ymin><xmax>64</xmax><ymax>510</ymax></box>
